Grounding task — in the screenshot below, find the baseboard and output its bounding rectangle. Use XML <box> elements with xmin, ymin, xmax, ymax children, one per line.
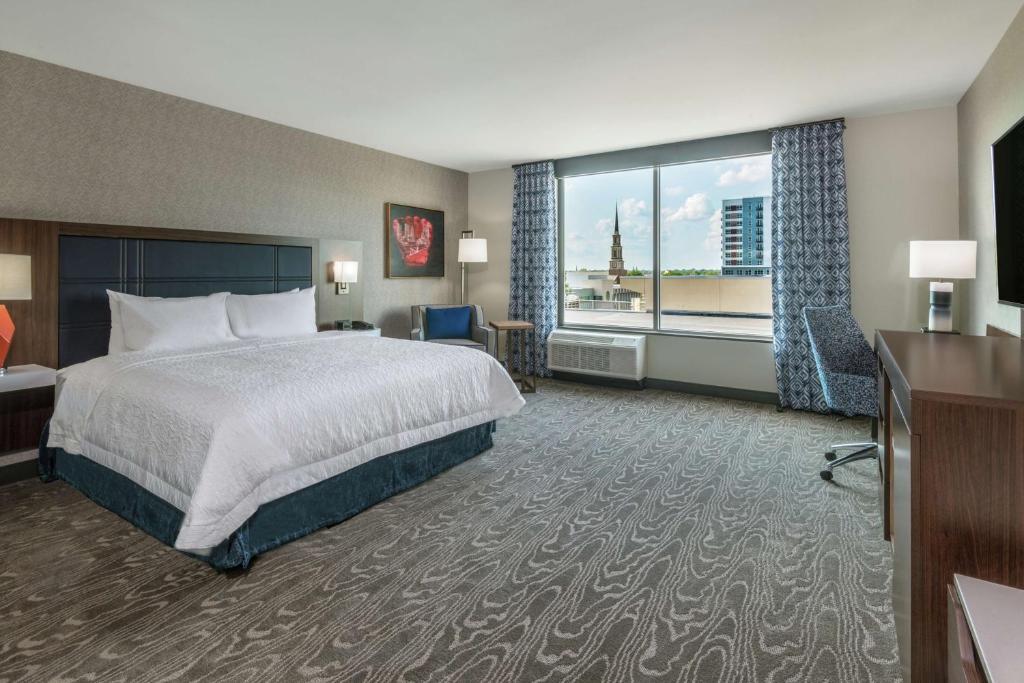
<box><xmin>645</xmin><ymin>378</ymin><xmax>778</xmax><ymax>405</ymax></box>
<box><xmin>550</xmin><ymin>371</ymin><xmax>778</xmax><ymax>404</ymax></box>
<box><xmin>551</xmin><ymin>371</ymin><xmax>646</xmax><ymax>390</ymax></box>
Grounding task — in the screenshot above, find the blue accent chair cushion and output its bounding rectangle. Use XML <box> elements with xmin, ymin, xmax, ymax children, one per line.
<box><xmin>425</xmin><ymin>306</ymin><xmax>472</xmax><ymax>341</ymax></box>
<box><xmin>802</xmin><ymin>305</ymin><xmax>878</xmax><ymax>417</ymax></box>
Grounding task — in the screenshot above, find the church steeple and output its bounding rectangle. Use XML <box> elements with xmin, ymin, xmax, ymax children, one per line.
<box><xmin>608</xmin><ymin>202</ymin><xmax>627</xmax><ymax>277</ymax></box>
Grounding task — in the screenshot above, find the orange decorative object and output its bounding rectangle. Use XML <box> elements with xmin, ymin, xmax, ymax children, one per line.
<box><xmin>0</xmin><ymin>304</ymin><xmax>14</xmax><ymax>369</ymax></box>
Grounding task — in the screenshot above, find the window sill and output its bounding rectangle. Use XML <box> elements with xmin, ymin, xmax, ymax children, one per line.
<box><xmin>559</xmin><ymin>323</ymin><xmax>774</xmax><ymax>344</ymax></box>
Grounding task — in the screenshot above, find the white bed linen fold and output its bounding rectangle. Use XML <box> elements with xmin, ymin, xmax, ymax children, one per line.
<box><xmin>47</xmin><ymin>333</ymin><xmax>525</xmax><ymax>552</ymax></box>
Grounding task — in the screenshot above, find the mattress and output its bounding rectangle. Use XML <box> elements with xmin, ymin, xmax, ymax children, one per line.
<box><xmin>47</xmin><ymin>332</ymin><xmax>525</xmax><ymax>552</ymax></box>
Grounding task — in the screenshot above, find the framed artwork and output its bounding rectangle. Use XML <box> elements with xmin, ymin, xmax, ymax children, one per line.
<box><xmin>385</xmin><ymin>203</ymin><xmax>445</xmax><ymax>278</ymax></box>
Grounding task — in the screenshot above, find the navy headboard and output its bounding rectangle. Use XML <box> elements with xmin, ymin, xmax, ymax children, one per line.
<box><xmin>58</xmin><ymin>234</ymin><xmax>313</xmax><ymax>367</ymax></box>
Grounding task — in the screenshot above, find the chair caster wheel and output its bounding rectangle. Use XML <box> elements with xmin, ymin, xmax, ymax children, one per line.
<box><xmin>820</xmin><ymin>470</ymin><xmax>833</xmax><ymax>481</ymax></box>
<box><xmin>825</xmin><ymin>451</ymin><xmax>837</xmax><ymax>461</ymax></box>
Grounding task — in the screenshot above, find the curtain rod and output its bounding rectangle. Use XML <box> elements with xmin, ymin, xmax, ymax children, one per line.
<box><xmin>511</xmin><ymin>160</ymin><xmax>556</xmax><ymax>170</ymax></box>
<box><xmin>518</xmin><ymin>118</ymin><xmax>842</xmax><ymax>170</ymax></box>
<box><xmin>771</xmin><ymin>117</ymin><xmax>846</xmax><ymax>132</ymax></box>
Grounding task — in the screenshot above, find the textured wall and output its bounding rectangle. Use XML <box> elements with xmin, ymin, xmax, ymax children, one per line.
<box><xmin>466</xmin><ymin>168</ymin><xmax>514</xmax><ymax>325</ymax></box>
<box><xmin>845</xmin><ymin>107</ymin><xmax>960</xmax><ymax>334</ymax></box>
<box><xmin>0</xmin><ymin>51</ymin><xmax>467</xmax><ymax>338</ymax></box>
<box><xmin>958</xmin><ymin>6</ymin><xmax>1024</xmax><ymax>335</ymax></box>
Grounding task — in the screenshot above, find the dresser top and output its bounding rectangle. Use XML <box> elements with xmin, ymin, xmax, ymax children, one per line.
<box><xmin>0</xmin><ymin>364</ymin><xmax>56</xmax><ymax>393</ymax></box>
<box><xmin>876</xmin><ymin>330</ymin><xmax>1024</xmax><ymax>405</ymax></box>
<box><xmin>955</xmin><ymin>574</ymin><xmax>1024</xmax><ymax>683</ymax></box>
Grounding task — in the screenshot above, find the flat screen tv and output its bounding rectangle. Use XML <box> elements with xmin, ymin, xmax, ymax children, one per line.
<box><xmin>994</xmin><ymin>114</ymin><xmax>1024</xmax><ymax>307</ymax></box>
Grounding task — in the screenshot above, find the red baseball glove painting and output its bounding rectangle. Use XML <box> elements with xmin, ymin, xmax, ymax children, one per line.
<box><xmin>392</xmin><ymin>215</ymin><xmax>434</xmax><ymax>267</ymax></box>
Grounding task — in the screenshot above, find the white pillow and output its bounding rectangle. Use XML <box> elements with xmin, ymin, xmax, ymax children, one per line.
<box><xmin>117</xmin><ymin>291</ymin><xmax>237</xmax><ymax>352</ymax></box>
<box><xmin>108</xmin><ymin>290</ymin><xmax>135</xmax><ymax>354</ymax></box>
<box><xmin>108</xmin><ymin>290</ymin><xmax>171</xmax><ymax>354</ymax></box>
<box><xmin>225</xmin><ymin>287</ymin><xmax>317</xmax><ymax>339</ymax></box>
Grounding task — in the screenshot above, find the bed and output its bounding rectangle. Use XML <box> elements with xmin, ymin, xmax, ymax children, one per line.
<box><xmin>39</xmin><ymin>231</ymin><xmax>525</xmax><ymax>569</ymax></box>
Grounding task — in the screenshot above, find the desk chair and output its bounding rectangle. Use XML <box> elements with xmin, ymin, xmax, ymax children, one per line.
<box><xmin>803</xmin><ymin>305</ymin><xmax>879</xmax><ymax>482</ymax></box>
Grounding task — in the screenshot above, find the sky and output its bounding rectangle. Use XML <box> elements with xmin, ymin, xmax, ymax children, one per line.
<box><xmin>563</xmin><ymin>153</ymin><xmax>772</xmax><ymax>272</ymax></box>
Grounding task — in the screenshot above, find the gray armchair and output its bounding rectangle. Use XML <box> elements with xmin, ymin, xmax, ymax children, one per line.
<box><xmin>410</xmin><ymin>304</ymin><xmax>495</xmax><ymax>355</ymax></box>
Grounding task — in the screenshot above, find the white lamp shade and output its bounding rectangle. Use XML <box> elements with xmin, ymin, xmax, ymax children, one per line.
<box><xmin>0</xmin><ymin>254</ymin><xmax>31</xmax><ymax>300</ymax></box>
<box><xmin>332</xmin><ymin>260</ymin><xmax>358</xmax><ymax>283</ymax></box>
<box><xmin>908</xmin><ymin>240</ymin><xmax>976</xmax><ymax>279</ymax></box>
<box><xmin>458</xmin><ymin>238</ymin><xmax>488</xmax><ymax>263</ymax></box>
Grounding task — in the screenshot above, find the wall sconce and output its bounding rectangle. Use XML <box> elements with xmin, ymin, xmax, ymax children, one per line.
<box><xmin>330</xmin><ymin>260</ymin><xmax>358</xmax><ymax>295</ymax></box>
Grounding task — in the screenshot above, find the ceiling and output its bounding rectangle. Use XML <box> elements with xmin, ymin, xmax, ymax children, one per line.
<box><xmin>1</xmin><ymin>0</ymin><xmax>1021</xmax><ymax>172</ymax></box>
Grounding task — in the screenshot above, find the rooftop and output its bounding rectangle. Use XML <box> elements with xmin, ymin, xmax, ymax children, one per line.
<box><xmin>563</xmin><ymin>309</ymin><xmax>772</xmax><ymax>339</ymax></box>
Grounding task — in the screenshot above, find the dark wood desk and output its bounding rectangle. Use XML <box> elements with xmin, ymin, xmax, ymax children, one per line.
<box><xmin>875</xmin><ymin>330</ymin><xmax>1024</xmax><ymax>683</ymax></box>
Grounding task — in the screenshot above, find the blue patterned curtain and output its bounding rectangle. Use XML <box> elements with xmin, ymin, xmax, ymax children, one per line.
<box><xmin>508</xmin><ymin>161</ymin><xmax>558</xmax><ymax>377</ymax></box>
<box><xmin>771</xmin><ymin>121</ymin><xmax>851</xmax><ymax>413</ymax></box>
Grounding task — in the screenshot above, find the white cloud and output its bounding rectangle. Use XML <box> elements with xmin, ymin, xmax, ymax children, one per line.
<box><xmin>662</xmin><ymin>185</ymin><xmax>687</xmax><ymax>197</ymax></box>
<box><xmin>630</xmin><ymin>223</ymin><xmax>652</xmax><ymax>238</ymax></box>
<box><xmin>619</xmin><ymin>197</ymin><xmax>648</xmax><ymax>219</ymax></box>
<box><xmin>663</xmin><ymin>192</ymin><xmax>712</xmax><ymax>222</ymax></box>
<box><xmin>703</xmin><ymin>209</ymin><xmax>722</xmax><ymax>252</ymax></box>
<box><xmin>594</xmin><ymin>218</ymin><xmax>613</xmax><ymax>235</ymax></box>
<box><xmin>717</xmin><ymin>157</ymin><xmax>771</xmax><ymax>187</ymax></box>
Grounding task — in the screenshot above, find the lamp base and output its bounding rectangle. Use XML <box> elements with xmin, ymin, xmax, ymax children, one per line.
<box><xmin>460</xmin><ymin>262</ymin><xmax>467</xmax><ymax>305</ymax></box>
<box><xmin>927</xmin><ymin>281</ymin><xmax>954</xmax><ymax>333</ymax></box>
<box><xmin>0</xmin><ymin>304</ymin><xmax>14</xmax><ymax>374</ymax></box>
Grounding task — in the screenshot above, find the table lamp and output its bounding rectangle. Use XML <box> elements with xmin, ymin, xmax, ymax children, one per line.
<box><xmin>458</xmin><ymin>230</ymin><xmax>487</xmax><ymax>305</ymax></box>
<box><xmin>909</xmin><ymin>240</ymin><xmax>976</xmax><ymax>333</ymax></box>
<box><xmin>0</xmin><ymin>254</ymin><xmax>32</xmax><ymax>375</ymax></box>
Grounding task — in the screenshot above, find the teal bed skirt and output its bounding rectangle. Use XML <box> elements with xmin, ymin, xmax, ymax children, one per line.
<box><xmin>38</xmin><ymin>421</ymin><xmax>496</xmax><ymax>570</ymax></box>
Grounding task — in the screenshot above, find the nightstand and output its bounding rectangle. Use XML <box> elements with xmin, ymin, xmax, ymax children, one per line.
<box><xmin>336</xmin><ymin>327</ymin><xmax>381</xmax><ymax>337</ymax></box>
<box><xmin>317</xmin><ymin>321</ymin><xmax>380</xmax><ymax>336</ymax></box>
<box><xmin>0</xmin><ymin>365</ymin><xmax>56</xmax><ymax>485</ymax></box>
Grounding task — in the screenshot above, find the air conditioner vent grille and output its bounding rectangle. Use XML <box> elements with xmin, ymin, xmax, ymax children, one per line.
<box><xmin>579</xmin><ymin>345</ymin><xmax>611</xmax><ymax>372</ymax></box>
<box><xmin>547</xmin><ymin>329</ymin><xmax>645</xmax><ymax>380</ymax></box>
<box><xmin>550</xmin><ymin>342</ymin><xmax>578</xmax><ymax>369</ymax></box>
<box><xmin>554</xmin><ymin>333</ymin><xmax>618</xmax><ymax>345</ymax></box>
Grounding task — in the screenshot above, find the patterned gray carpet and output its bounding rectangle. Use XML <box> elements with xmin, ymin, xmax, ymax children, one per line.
<box><xmin>0</xmin><ymin>381</ymin><xmax>898</xmax><ymax>682</ymax></box>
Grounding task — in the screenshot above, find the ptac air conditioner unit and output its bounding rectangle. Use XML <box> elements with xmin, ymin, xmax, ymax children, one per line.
<box><xmin>547</xmin><ymin>329</ymin><xmax>646</xmax><ymax>381</ymax></box>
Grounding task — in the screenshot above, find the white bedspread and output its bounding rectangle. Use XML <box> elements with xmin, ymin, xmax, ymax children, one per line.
<box><xmin>47</xmin><ymin>333</ymin><xmax>525</xmax><ymax>552</ymax></box>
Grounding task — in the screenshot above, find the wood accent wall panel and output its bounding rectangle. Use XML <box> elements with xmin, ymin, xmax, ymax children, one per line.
<box><xmin>0</xmin><ymin>218</ymin><xmax>58</xmax><ymax>368</ymax></box>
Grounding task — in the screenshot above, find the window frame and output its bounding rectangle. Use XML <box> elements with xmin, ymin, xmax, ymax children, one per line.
<box><xmin>556</xmin><ymin>132</ymin><xmax>774</xmax><ymax>343</ymax></box>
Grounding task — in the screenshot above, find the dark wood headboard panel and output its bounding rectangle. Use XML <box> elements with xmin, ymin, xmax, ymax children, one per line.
<box><xmin>0</xmin><ymin>218</ymin><xmax>318</xmax><ymax>369</ymax></box>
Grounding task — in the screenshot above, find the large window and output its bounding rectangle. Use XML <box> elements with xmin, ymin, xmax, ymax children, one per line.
<box><xmin>560</xmin><ymin>152</ymin><xmax>772</xmax><ymax>339</ymax></box>
<box><xmin>563</xmin><ymin>168</ymin><xmax>653</xmax><ymax>329</ymax></box>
